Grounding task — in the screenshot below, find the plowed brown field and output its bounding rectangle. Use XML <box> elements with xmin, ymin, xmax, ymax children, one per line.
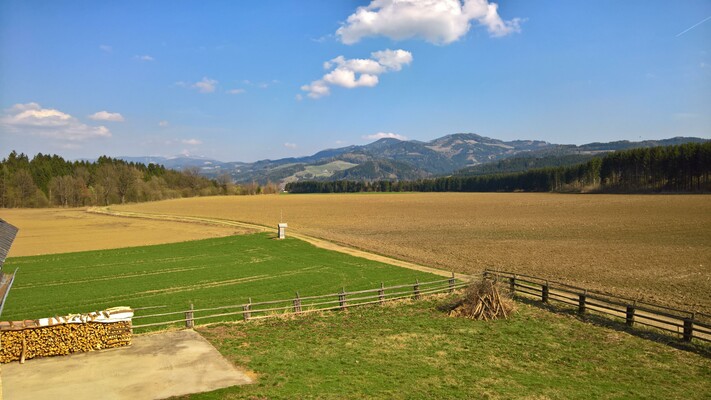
<box><xmin>3</xmin><ymin>193</ymin><xmax>709</xmax><ymax>312</ymax></box>
<box><xmin>111</xmin><ymin>193</ymin><xmax>711</xmax><ymax>312</ymax></box>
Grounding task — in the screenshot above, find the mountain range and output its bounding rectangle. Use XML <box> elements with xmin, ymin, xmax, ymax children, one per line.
<box><xmin>118</xmin><ymin>134</ymin><xmax>708</xmax><ymax>185</ymax></box>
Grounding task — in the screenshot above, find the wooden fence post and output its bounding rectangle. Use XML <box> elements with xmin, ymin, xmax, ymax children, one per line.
<box><xmin>243</xmin><ymin>298</ymin><xmax>252</xmax><ymax>321</ymax></box>
<box><xmin>626</xmin><ymin>302</ymin><xmax>636</xmax><ymax>327</ymax></box>
<box><xmin>510</xmin><ymin>275</ymin><xmax>516</xmax><ymax>295</ymax></box>
<box><xmin>542</xmin><ymin>281</ymin><xmax>549</xmax><ymax>303</ymax></box>
<box><xmin>449</xmin><ymin>272</ymin><xmax>455</xmax><ymax>294</ymax></box>
<box><xmin>185</xmin><ymin>303</ymin><xmax>194</xmax><ymax>329</ymax></box>
<box><xmin>339</xmin><ymin>288</ymin><xmax>346</xmax><ymax>309</ymax></box>
<box><xmin>293</xmin><ymin>292</ymin><xmax>302</xmax><ymax>314</ymax></box>
<box><xmin>578</xmin><ymin>291</ymin><xmax>587</xmax><ymax>314</ymax></box>
<box><xmin>378</xmin><ymin>282</ymin><xmax>385</xmax><ymax>304</ymax></box>
<box><xmin>683</xmin><ymin>314</ymin><xmax>694</xmax><ymax>342</ymax></box>
<box><xmin>413</xmin><ymin>279</ymin><xmax>421</xmax><ymax>300</ymax></box>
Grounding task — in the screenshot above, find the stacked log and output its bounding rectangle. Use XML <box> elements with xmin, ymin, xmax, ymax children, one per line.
<box><xmin>0</xmin><ymin>307</ymin><xmax>132</xmax><ymax>363</ymax></box>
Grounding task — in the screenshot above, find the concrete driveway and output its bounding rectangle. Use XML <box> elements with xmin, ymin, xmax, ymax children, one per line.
<box><xmin>1</xmin><ymin>329</ymin><xmax>252</xmax><ymax>400</ymax></box>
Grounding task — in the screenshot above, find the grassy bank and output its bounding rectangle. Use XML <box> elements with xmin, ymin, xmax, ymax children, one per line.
<box><xmin>193</xmin><ymin>297</ymin><xmax>711</xmax><ymax>399</ymax></box>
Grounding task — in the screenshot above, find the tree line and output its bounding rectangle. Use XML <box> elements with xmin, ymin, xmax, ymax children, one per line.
<box><xmin>285</xmin><ymin>142</ymin><xmax>711</xmax><ymax>194</ymax></box>
<box><xmin>0</xmin><ymin>152</ymin><xmax>278</xmax><ymax>208</ymax></box>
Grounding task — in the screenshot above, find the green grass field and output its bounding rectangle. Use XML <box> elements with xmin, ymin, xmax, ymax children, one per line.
<box><xmin>192</xmin><ymin>297</ymin><xmax>711</xmax><ymax>400</ymax></box>
<box><xmin>2</xmin><ymin>233</ymin><xmax>439</xmax><ymax>322</ymax></box>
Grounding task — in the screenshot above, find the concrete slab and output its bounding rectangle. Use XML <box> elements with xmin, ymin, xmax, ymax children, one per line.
<box><xmin>1</xmin><ymin>329</ymin><xmax>252</xmax><ymax>400</ymax></box>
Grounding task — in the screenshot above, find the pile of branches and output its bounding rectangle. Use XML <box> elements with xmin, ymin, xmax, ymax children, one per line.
<box><xmin>448</xmin><ymin>279</ymin><xmax>514</xmax><ymax>320</ymax></box>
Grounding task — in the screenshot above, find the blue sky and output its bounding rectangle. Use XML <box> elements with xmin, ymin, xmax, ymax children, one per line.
<box><xmin>1</xmin><ymin>0</ymin><xmax>709</xmax><ymax>162</ymax></box>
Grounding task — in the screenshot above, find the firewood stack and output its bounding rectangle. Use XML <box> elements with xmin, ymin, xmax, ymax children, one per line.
<box><xmin>0</xmin><ymin>307</ymin><xmax>132</xmax><ymax>363</ymax></box>
<box><xmin>448</xmin><ymin>279</ymin><xmax>514</xmax><ymax>320</ymax></box>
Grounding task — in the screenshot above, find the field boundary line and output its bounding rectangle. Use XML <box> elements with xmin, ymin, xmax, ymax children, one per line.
<box><xmin>86</xmin><ymin>207</ymin><xmax>469</xmax><ymax>280</ymax></box>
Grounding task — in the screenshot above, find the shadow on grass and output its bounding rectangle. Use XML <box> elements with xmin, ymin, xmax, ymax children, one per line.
<box><xmin>512</xmin><ymin>295</ymin><xmax>711</xmax><ymax>359</ymax></box>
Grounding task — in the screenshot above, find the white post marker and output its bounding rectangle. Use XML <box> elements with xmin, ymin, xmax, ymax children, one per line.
<box><xmin>277</xmin><ymin>223</ymin><xmax>288</xmax><ymax>239</ymax></box>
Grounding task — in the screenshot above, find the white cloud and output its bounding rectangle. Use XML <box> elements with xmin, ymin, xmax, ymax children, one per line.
<box><xmin>337</xmin><ymin>0</ymin><xmax>521</xmax><ymax>45</ymax></box>
<box><xmin>284</xmin><ymin>142</ymin><xmax>298</xmax><ymax>149</ymax></box>
<box><xmin>134</xmin><ymin>55</ymin><xmax>155</xmax><ymax>62</ymax></box>
<box><xmin>1</xmin><ymin>103</ymin><xmax>111</xmax><ymax>141</ymax></box>
<box><xmin>372</xmin><ymin>49</ymin><xmax>414</xmax><ymax>71</ymax></box>
<box><xmin>363</xmin><ymin>132</ymin><xmax>408</xmax><ymax>141</ymax></box>
<box><xmin>99</xmin><ymin>44</ymin><xmax>112</xmax><ymax>52</ymax></box>
<box><xmin>301</xmin><ymin>49</ymin><xmax>412</xmax><ymax>99</ymax></box>
<box><xmin>227</xmin><ymin>88</ymin><xmax>246</xmax><ymax>94</ymax></box>
<box><xmin>181</xmin><ymin>138</ymin><xmax>203</xmax><ymax>145</ymax></box>
<box><xmin>301</xmin><ymin>81</ymin><xmax>332</xmax><ymax>99</ymax></box>
<box><xmin>158</xmin><ymin>120</ymin><xmax>169</xmax><ymax>127</ymax></box>
<box><xmin>88</xmin><ymin>111</ymin><xmax>124</xmax><ymax>122</ymax></box>
<box><xmin>192</xmin><ymin>77</ymin><xmax>218</xmax><ymax>93</ymax></box>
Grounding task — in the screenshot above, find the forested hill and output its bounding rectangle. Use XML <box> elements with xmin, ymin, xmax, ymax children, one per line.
<box><xmin>0</xmin><ymin>152</ymin><xmax>277</xmax><ymax>208</ymax></box>
<box><xmin>285</xmin><ymin>142</ymin><xmax>711</xmax><ymax>194</ymax></box>
<box><xmin>454</xmin><ymin>154</ymin><xmax>600</xmax><ymax>176</ymax></box>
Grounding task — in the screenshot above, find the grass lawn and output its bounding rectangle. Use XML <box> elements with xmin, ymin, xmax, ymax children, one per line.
<box><xmin>2</xmin><ymin>233</ymin><xmax>439</xmax><ymax>322</ymax></box>
<box><xmin>191</xmin><ymin>297</ymin><xmax>711</xmax><ymax>400</ymax></box>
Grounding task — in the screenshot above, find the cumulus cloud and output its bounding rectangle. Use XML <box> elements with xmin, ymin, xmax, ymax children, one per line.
<box><xmin>134</xmin><ymin>55</ymin><xmax>155</xmax><ymax>62</ymax></box>
<box><xmin>227</xmin><ymin>88</ymin><xmax>246</xmax><ymax>94</ymax></box>
<box><xmin>363</xmin><ymin>132</ymin><xmax>407</xmax><ymax>141</ymax></box>
<box><xmin>337</xmin><ymin>0</ymin><xmax>521</xmax><ymax>45</ymax></box>
<box><xmin>284</xmin><ymin>142</ymin><xmax>298</xmax><ymax>149</ymax></box>
<box><xmin>1</xmin><ymin>103</ymin><xmax>111</xmax><ymax>141</ymax></box>
<box><xmin>158</xmin><ymin>120</ymin><xmax>169</xmax><ymax>127</ymax></box>
<box><xmin>301</xmin><ymin>49</ymin><xmax>412</xmax><ymax>99</ymax></box>
<box><xmin>181</xmin><ymin>138</ymin><xmax>203</xmax><ymax>145</ymax></box>
<box><xmin>88</xmin><ymin>111</ymin><xmax>124</xmax><ymax>122</ymax></box>
<box><xmin>192</xmin><ymin>77</ymin><xmax>218</xmax><ymax>93</ymax></box>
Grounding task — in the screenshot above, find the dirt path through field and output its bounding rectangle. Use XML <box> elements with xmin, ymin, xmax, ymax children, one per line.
<box><xmin>87</xmin><ymin>207</ymin><xmax>470</xmax><ymax>281</ymax></box>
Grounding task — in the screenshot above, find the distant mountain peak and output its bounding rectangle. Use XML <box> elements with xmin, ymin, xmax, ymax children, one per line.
<box><xmin>117</xmin><ymin>134</ymin><xmax>708</xmax><ymax>185</ymax></box>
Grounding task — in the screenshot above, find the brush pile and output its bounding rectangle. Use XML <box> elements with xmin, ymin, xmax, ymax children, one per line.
<box><xmin>448</xmin><ymin>279</ymin><xmax>514</xmax><ymax>320</ymax></box>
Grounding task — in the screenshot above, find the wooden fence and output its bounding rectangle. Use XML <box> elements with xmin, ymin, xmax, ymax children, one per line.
<box><xmin>132</xmin><ymin>274</ymin><xmax>468</xmax><ymax>331</ymax></box>
<box><xmin>131</xmin><ymin>270</ymin><xmax>711</xmax><ymax>345</ymax></box>
<box><xmin>484</xmin><ymin>269</ymin><xmax>711</xmax><ymax>343</ymax></box>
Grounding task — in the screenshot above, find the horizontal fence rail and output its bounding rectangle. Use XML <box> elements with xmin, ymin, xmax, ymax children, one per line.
<box><xmin>132</xmin><ymin>274</ymin><xmax>470</xmax><ymax>331</ymax></box>
<box><xmin>130</xmin><ymin>269</ymin><xmax>710</xmax><ymax>347</ymax></box>
<box><xmin>484</xmin><ymin>269</ymin><xmax>711</xmax><ymax>344</ymax></box>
